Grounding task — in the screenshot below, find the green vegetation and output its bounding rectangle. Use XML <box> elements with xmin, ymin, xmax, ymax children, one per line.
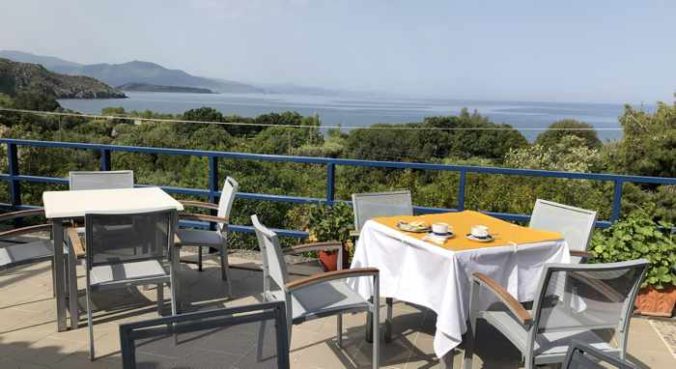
<box><xmin>0</xmin><ymin>90</ymin><xmax>674</xmax><ymax>276</ymax></box>
<box><xmin>591</xmin><ymin>210</ymin><xmax>675</xmax><ymax>289</ymax></box>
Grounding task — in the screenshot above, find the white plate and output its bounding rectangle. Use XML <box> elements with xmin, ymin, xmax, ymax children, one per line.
<box><xmin>465</xmin><ymin>234</ymin><xmax>494</xmax><ymax>242</ymax></box>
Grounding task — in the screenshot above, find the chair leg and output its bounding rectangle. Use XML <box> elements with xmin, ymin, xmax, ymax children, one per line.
<box><xmin>169</xmin><ymin>278</ymin><xmax>177</xmax><ymax>316</ymax></box>
<box><xmin>67</xmin><ymin>254</ymin><xmax>79</xmax><ymax>329</ymax></box>
<box><xmin>197</xmin><ymin>247</ymin><xmax>203</xmax><ymax>272</ymax></box>
<box><xmin>51</xmin><ymin>258</ymin><xmax>56</xmax><ymax>298</ymax></box>
<box><xmin>336</xmin><ymin>314</ymin><xmax>343</xmax><ymax>347</ymax></box>
<box><xmin>86</xmin><ymin>287</ymin><xmax>95</xmax><ymax>360</ymax></box>
<box><xmin>385</xmin><ymin>297</ymin><xmax>393</xmax><ymax>343</ymax></box>
<box><xmin>157</xmin><ymin>283</ymin><xmax>164</xmax><ymax>315</ymax></box>
<box><xmin>219</xmin><ymin>245</ymin><xmax>232</xmax><ymax>294</ymax></box>
<box><xmin>372</xmin><ymin>300</ymin><xmax>380</xmax><ymax>369</ymax></box>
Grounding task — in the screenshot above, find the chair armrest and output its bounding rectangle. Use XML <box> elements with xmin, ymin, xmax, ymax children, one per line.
<box><xmin>179</xmin><ymin>213</ymin><xmax>228</xmax><ymax>224</ymax></box>
<box><xmin>570</xmin><ymin>250</ymin><xmax>592</xmax><ymax>259</ymax></box>
<box><xmin>66</xmin><ymin>227</ymin><xmax>86</xmax><ymax>257</ymax></box>
<box><xmin>286</xmin><ymin>267</ymin><xmax>379</xmax><ymax>291</ymax></box>
<box><xmin>285</xmin><ymin>241</ymin><xmax>342</xmax><ymax>254</ymax></box>
<box><xmin>178</xmin><ymin>200</ymin><xmax>219</xmax><ymax>210</ymax></box>
<box><xmin>0</xmin><ymin>224</ymin><xmax>52</xmax><ymax>238</ymax></box>
<box><xmin>0</xmin><ymin>208</ymin><xmax>45</xmax><ymax>222</ymax></box>
<box><xmin>569</xmin><ymin>272</ymin><xmax>624</xmax><ymax>302</ymax></box>
<box><xmin>473</xmin><ymin>273</ymin><xmax>532</xmax><ymax>325</ymax></box>
<box><xmin>349</xmin><ymin>230</ymin><xmax>360</xmax><ymax>238</ymax></box>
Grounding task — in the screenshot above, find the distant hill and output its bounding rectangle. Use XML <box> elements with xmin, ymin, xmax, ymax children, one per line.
<box><xmin>117</xmin><ymin>83</ymin><xmax>214</xmax><ymax>94</ymax></box>
<box><xmin>0</xmin><ymin>58</ymin><xmax>125</xmax><ymax>98</ymax></box>
<box><xmin>0</xmin><ymin>51</ymin><xmax>261</xmax><ymax>94</ymax></box>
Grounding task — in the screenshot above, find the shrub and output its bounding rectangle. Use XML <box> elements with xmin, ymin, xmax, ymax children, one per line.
<box><xmin>590</xmin><ymin>211</ymin><xmax>675</xmax><ymax>289</ymax></box>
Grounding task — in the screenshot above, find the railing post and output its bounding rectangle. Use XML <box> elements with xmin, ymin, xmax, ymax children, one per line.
<box><xmin>457</xmin><ymin>170</ymin><xmax>466</xmax><ymax>211</ymax></box>
<box><xmin>208</xmin><ymin>156</ymin><xmax>219</xmax><ymax>204</ymax></box>
<box><xmin>99</xmin><ymin>148</ymin><xmax>111</xmax><ymax>171</ymax></box>
<box><xmin>610</xmin><ymin>179</ymin><xmax>623</xmax><ymax>222</ymax></box>
<box><xmin>7</xmin><ymin>143</ymin><xmax>21</xmax><ymax>208</ymax></box>
<box><xmin>326</xmin><ymin>163</ymin><xmax>335</xmax><ymax>206</ymax></box>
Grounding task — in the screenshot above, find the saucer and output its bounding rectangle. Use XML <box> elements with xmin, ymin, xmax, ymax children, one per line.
<box><xmin>466</xmin><ymin>234</ymin><xmax>493</xmax><ymax>242</ymax></box>
<box><xmin>430</xmin><ymin>231</ymin><xmax>454</xmax><ymax>237</ymax></box>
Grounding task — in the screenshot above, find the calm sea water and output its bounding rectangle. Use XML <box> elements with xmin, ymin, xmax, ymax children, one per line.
<box><xmin>59</xmin><ymin>92</ymin><xmax>629</xmax><ymax>142</ymax></box>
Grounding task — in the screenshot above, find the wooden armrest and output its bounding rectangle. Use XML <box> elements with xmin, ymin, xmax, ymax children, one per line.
<box><xmin>0</xmin><ymin>208</ymin><xmax>45</xmax><ymax>222</ymax></box>
<box><xmin>178</xmin><ymin>200</ymin><xmax>219</xmax><ymax>210</ymax></box>
<box><xmin>0</xmin><ymin>224</ymin><xmax>52</xmax><ymax>238</ymax></box>
<box><xmin>286</xmin><ymin>241</ymin><xmax>342</xmax><ymax>254</ymax></box>
<box><xmin>286</xmin><ymin>267</ymin><xmax>379</xmax><ymax>291</ymax></box>
<box><xmin>179</xmin><ymin>213</ymin><xmax>228</xmax><ymax>224</ymax></box>
<box><xmin>473</xmin><ymin>273</ymin><xmax>532</xmax><ymax>325</ymax></box>
<box><xmin>569</xmin><ymin>272</ymin><xmax>624</xmax><ymax>302</ymax></box>
<box><xmin>349</xmin><ymin>230</ymin><xmax>360</xmax><ymax>238</ymax></box>
<box><xmin>66</xmin><ymin>227</ymin><xmax>85</xmax><ymax>257</ymax></box>
<box><xmin>570</xmin><ymin>250</ymin><xmax>592</xmax><ymax>259</ymax></box>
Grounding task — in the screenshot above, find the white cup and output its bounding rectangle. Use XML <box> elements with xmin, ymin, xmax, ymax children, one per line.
<box><xmin>432</xmin><ymin>223</ymin><xmax>449</xmax><ymax>235</ymax></box>
<box><xmin>471</xmin><ymin>225</ymin><xmax>489</xmax><ymax>238</ymax></box>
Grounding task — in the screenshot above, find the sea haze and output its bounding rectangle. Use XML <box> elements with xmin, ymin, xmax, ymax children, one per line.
<box><xmin>59</xmin><ymin>92</ymin><xmax>631</xmax><ymax>142</ymax></box>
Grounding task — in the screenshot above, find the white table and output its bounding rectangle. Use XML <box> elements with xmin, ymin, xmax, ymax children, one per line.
<box><xmin>350</xmin><ymin>218</ymin><xmax>570</xmax><ymax>361</ymax></box>
<box><xmin>42</xmin><ymin>187</ymin><xmax>184</xmax><ymax>331</ymax></box>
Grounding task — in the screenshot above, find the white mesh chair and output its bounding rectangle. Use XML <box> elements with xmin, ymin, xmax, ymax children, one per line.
<box><xmin>68</xmin><ymin>170</ymin><xmax>134</xmax><ymax>191</ymax></box>
<box><xmin>81</xmin><ymin>208</ymin><xmax>179</xmax><ymax>360</ymax></box>
<box><xmin>352</xmin><ymin>190</ymin><xmax>413</xmax><ymax>232</ymax></box>
<box><xmin>563</xmin><ymin>341</ymin><xmax>636</xmax><ymax>369</ymax></box>
<box><xmin>176</xmin><ymin>177</ymin><xmax>238</xmax><ymax>291</ymax></box>
<box><xmin>529</xmin><ymin>199</ymin><xmax>597</xmax><ymax>262</ymax></box>
<box><xmin>463</xmin><ymin>259</ymin><xmax>648</xmax><ymax>369</ymax></box>
<box><xmin>352</xmin><ymin>190</ymin><xmax>413</xmax><ymax>342</ymax></box>
<box><xmin>120</xmin><ymin>301</ymin><xmax>290</xmax><ymax>369</ymax></box>
<box><xmin>252</xmin><ymin>215</ymin><xmax>381</xmax><ymax>369</ymax></box>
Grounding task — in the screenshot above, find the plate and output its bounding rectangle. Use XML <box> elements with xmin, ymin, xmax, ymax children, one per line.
<box><xmin>466</xmin><ymin>234</ymin><xmax>494</xmax><ymax>242</ymax></box>
<box><xmin>397</xmin><ymin>221</ymin><xmax>430</xmax><ymax>233</ymax></box>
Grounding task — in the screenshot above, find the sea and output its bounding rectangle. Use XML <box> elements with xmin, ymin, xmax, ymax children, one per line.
<box><xmin>58</xmin><ymin>91</ymin><xmax>636</xmax><ymax>142</ymax></box>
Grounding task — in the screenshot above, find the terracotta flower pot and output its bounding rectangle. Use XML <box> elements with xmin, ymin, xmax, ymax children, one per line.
<box><xmin>318</xmin><ymin>248</ymin><xmax>349</xmax><ymax>271</ymax></box>
<box><xmin>635</xmin><ymin>285</ymin><xmax>676</xmax><ymax>317</ymax></box>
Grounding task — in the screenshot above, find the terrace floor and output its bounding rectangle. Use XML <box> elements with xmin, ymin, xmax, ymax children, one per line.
<box><xmin>0</xmin><ymin>248</ymin><xmax>674</xmax><ymax>369</ymax></box>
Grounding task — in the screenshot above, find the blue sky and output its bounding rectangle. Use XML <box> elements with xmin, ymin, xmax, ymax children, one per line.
<box><xmin>1</xmin><ymin>0</ymin><xmax>674</xmax><ymax>103</ymax></box>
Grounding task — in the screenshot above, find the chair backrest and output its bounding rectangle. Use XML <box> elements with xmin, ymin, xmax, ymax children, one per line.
<box><xmin>529</xmin><ymin>259</ymin><xmax>648</xmax><ymax>360</ymax></box>
<box><xmin>352</xmin><ymin>190</ymin><xmax>413</xmax><ymax>231</ymax></box>
<box><xmin>216</xmin><ymin>176</ymin><xmax>239</xmax><ymax>231</ymax></box>
<box><xmin>69</xmin><ymin>170</ymin><xmax>134</xmax><ymax>191</ymax></box>
<box><xmin>251</xmin><ymin>215</ymin><xmax>289</xmax><ymax>295</ymax></box>
<box><xmin>84</xmin><ymin>208</ymin><xmax>177</xmax><ymax>268</ymax></box>
<box><xmin>563</xmin><ymin>341</ymin><xmax>636</xmax><ymax>369</ymax></box>
<box><xmin>120</xmin><ymin>301</ymin><xmax>290</xmax><ymax>369</ymax></box>
<box><xmin>529</xmin><ymin>199</ymin><xmax>597</xmax><ymax>252</ymax></box>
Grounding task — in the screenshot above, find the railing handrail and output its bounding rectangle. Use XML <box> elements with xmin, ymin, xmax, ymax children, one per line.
<box><xmin>1</xmin><ymin>138</ymin><xmax>674</xmax><ymax>237</ymax></box>
<box><xmin>2</xmin><ymin>138</ymin><xmax>674</xmax><ymax>184</ymax></box>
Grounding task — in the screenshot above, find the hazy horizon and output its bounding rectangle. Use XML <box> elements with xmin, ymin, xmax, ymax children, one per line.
<box><xmin>1</xmin><ymin>0</ymin><xmax>674</xmax><ymax>104</ymax></box>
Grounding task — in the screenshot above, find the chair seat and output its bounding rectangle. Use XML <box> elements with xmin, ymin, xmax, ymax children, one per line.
<box><xmin>176</xmin><ymin>229</ymin><xmax>225</xmax><ymax>247</ymax></box>
<box><xmin>90</xmin><ymin>260</ymin><xmax>168</xmax><ymax>286</ymax></box>
<box><xmin>481</xmin><ymin>311</ymin><xmax>617</xmax><ymax>364</ymax></box>
<box><xmin>0</xmin><ymin>239</ymin><xmax>53</xmax><ymax>269</ymax></box>
<box><xmin>269</xmin><ymin>279</ymin><xmax>370</xmax><ymax>323</ymax></box>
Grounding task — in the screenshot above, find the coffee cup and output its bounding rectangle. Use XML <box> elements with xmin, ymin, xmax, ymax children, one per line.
<box><xmin>471</xmin><ymin>225</ymin><xmax>489</xmax><ymax>238</ymax></box>
<box><xmin>432</xmin><ymin>223</ymin><xmax>450</xmax><ymax>235</ymax></box>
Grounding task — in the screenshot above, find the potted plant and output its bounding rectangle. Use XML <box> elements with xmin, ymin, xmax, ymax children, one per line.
<box><xmin>306</xmin><ymin>202</ymin><xmax>354</xmax><ymax>271</ymax></box>
<box><xmin>590</xmin><ymin>211</ymin><xmax>675</xmax><ymax>317</ymax></box>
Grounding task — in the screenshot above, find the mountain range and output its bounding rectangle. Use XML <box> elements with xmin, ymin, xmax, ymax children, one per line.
<box><xmin>0</xmin><ymin>50</ymin><xmax>262</xmax><ymax>94</ymax></box>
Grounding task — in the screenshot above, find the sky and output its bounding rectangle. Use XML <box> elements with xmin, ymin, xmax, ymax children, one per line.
<box><xmin>0</xmin><ymin>0</ymin><xmax>674</xmax><ymax>103</ymax></box>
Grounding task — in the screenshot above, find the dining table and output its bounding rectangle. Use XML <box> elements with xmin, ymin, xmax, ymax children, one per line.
<box><xmin>42</xmin><ymin>187</ymin><xmax>184</xmax><ymax>331</ymax></box>
<box><xmin>349</xmin><ymin>210</ymin><xmax>570</xmax><ymax>361</ymax></box>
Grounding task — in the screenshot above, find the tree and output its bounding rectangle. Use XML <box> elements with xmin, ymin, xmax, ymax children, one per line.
<box><xmin>535</xmin><ymin>119</ymin><xmax>601</xmax><ymax>149</ymax></box>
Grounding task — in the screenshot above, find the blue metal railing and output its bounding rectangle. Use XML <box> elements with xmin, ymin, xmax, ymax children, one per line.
<box><xmin>1</xmin><ymin>138</ymin><xmax>675</xmax><ymax>237</ymax></box>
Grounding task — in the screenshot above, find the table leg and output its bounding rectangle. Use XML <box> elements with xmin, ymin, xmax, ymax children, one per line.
<box><xmin>52</xmin><ymin>220</ymin><xmax>67</xmax><ymax>331</ymax></box>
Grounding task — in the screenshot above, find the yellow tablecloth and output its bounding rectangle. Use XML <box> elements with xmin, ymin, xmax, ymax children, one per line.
<box><xmin>374</xmin><ymin>210</ymin><xmax>562</xmax><ymax>251</ymax></box>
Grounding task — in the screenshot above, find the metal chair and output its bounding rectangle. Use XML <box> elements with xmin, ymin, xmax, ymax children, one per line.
<box><xmin>176</xmin><ymin>176</ymin><xmax>238</xmax><ymax>291</ymax></box>
<box><xmin>463</xmin><ymin>259</ymin><xmax>648</xmax><ymax>369</ymax></box>
<box><xmin>529</xmin><ymin>199</ymin><xmax>597</xmax><ymax>262</ymax></box>
<box><xmin>352</xmin><ymin>190</ymin><xmax>413</xmax><ymax>342</ymax></box>
<box><xmin>563</xmin><ymin>340</ymin><xmax>636</xmax><ymax>369</ymax></box>
<box><xmin>120</xmin><ymin>301</ymin><xmax>290</xmax><ymax>369</ymax></box>
<box><xmin>352</xmin><ymin>190</ymin><xmax>413</xmax><ymax>232</ymax></box>
<box><xmin>0</xmin><ymin>209</ymin><xmax>54</xmax><ymax>282</ymax></box>
<box><xmin>252</xmin><ymin>215</ymin><xmax>381</xmax><ymax>369</ymax></box>
<box><xmin>68</xmin><ymin>170</ymin><xmax>134</xmax><ymax>191</ymax></box>
<box><xmin>81</xmin><ymin>208</ymin><xmax>179</xmax><ymax>360</ymax></box>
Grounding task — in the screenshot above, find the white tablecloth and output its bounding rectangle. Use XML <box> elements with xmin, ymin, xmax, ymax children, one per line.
<box><xmin>349</xmin><ymin>220</ymin><xmax>570</xmax><ymax>359</ymax></box>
